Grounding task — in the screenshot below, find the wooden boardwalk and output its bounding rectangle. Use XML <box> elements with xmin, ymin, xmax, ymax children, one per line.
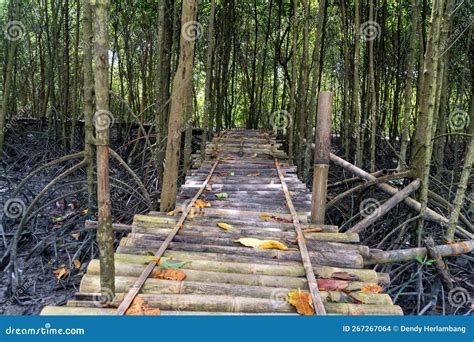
<box><xmin>41</xmin><ymin>129</ymin><xmax>403</xmax><ymax>315</ymax></box>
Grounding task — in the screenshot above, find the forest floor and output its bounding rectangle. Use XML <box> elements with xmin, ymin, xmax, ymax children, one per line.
<box><xmin>0</xmin><ymin>127</ymin><xmax>472</xmax><ymax>315</ymax></box>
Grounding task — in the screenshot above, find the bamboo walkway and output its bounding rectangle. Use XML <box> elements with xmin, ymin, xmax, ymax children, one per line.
<box><xmin>41</xmin><ymin>129</ymin><xmax>403</xmax><ymax>316</ymax></box>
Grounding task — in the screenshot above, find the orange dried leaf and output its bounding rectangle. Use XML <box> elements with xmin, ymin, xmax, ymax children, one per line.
<box><xmin>287</xmin><ymin>289</ymin><xmax>315</xmax><ymax>315</ymax></box>
<box><xmin>152</xmin><ymin>268</ymin><xmax>186</xmax><ymax>281</ymax></box>
<box><xmin>360</xmin><ymin>283</ymin><xmax>383</xmax><ymax>294</ymax></box>
<box><xmin>125</xmin><ymin>297</ymin><xmax>161</xmax><ymax>316</ymax></box>
<box><xmin>247</xmin><ymin>172</ymin><xmax>261</xmax><ymax>177</ymax></box>
<box><xmin>194</xmin><ymin>199</ymin><xmax>210</xmax><ymax>208</ymax></box>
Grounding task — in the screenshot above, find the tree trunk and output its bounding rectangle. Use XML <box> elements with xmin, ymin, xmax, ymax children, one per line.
<box><xmin>399</xmin><ymin>0</ymin><xmax>420</xmax><ymax>168</ymax></box>
<box><xmin>83</xmin><ymin>0</ymin><xmax>95</xmax><ymax>211</ymax></box>
<box><xmin>160</xmin><ymin>0</ymin><xmax>198</xmax><ymax>212</ymax></box>
<box><xmin>411</xmin><ymin>0</ymin><xmax>445</xmax><ymax>243</ymax></box>
<box><xmin>353</xmin><ymin>0</ymin><xmax>363</xmax><ymax>167</ymax></box>
<box><xmin>445</xmin><ymin>89</ymin><xmax>474</xmax><ymax>241</ymax></box>
<box><xmin>0</xmin><ymin>0</ymin><xmax>20</xmax><ymax>159</ymax></box>
<box><xmin>91</xmin><ymin>0</ymin><xmax>115</xmax><ymax>299</ymax></box>
<box><xmin>200</xmin><ymin>0</ymin><xmax>216</xmax><ymax>161</ymax></box>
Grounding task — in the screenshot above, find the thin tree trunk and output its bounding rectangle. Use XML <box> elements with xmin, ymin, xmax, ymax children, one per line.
<box><xmin>160</xmin><ymin>0</ymin><xmax>198</xmax><ymax>212</ymax></box>
<box><xmin>83</xmin><ymin>0</ymin><xmax>95</xmax><ymax>211</ymax></box>
<box><xmin>368</xmin><ymin>0</ymin><xmax>377</xmax><ymax>172</ymax></box>
<box><xmin>353</xmin><ymin>0</ymin><xmax>363</xmax><ymax>167</ymax></box>
<box><xmin>200</xmin><ymin>0</ymin><xmax>216</xmax><ymax>161</ymax></box>
<box><xmin>0</xmin><ymin>0</ymin><xmax>20</xmax><ymax>159</ymax></box>
<box><xmin>91</xmin><ymin>0</ymin><xmax>115</xmax><ymax>298</ymax></box>
<box><xmin>445</xmin><ymin>89</ymin><xmax>474</xmax><ymax>241</ymax></box>
<box><xmin>399</xmin><ymin>0</ymin><xmax>420</xmax><ymax>168</ymax></box>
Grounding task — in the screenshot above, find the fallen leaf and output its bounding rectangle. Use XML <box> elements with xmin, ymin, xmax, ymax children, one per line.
<box><xmin>194</xmin><ymin>199</ymin><xmax>210</xmax><ymax>208</ymax></box>
<box><xmin>206</xmin><ymin>185</ymin><xmax>213</xmax><ymax>191</ymax></box>
<box><xmin>303</xmin><ymin>228</ymin><xmax>323</xmax><ymax>233</ymax></box>
<box><xmin>73</xmin><ymin>259</ymin><xmax>81</xmax><ymax>269</ymax></box>
<box><xmin>81</xmin><ymin>208</ymin><xmax>89</xmax><ymax>215</ymax></box>
<box><xmin>235</xmin><ymin>237</ymin><xmax>264</xmax><ymax>248</ymax></box>
<box><xmin>259</xmin><ymin>215</ymin><xmax>271</xmax><ymax>220</ymax></box>
<box><xmin>161</xmin><ymin>259</ymin><xmax>187</xmax><ymax>269</ymax></box>
<box><xmin>287</xmin><ymin>289</ymin><xmax>314</xmax><ymax>315</ymax></box>
<box><xmin>53</xmin><ymin>267</ymin><xmax>70</xmax><ymax>280</ymax></box>
<box><xmin>71</xmin><ymin>232</ymin><xmax>80</xmax><ymax>240</ymax></box>
<box><xmin>258</xmin><ymin>240</ymin><xmax>297</xmax><ymax>251</ymax></box>
<box><xmin>217</xmin><ymin>222</ymin><xmax>232</xmax><ymax>230</ymax></box>
<box><xmin>235</xmin><ymin>238</ymin><xmax>295</xmax><ymax>250</ymax></box>
<box><xmin>330</xmin><ymin>272</ymin><xmax>360</xmax><ymax>281</ymax></box>
<box><xmin>317</xmin><ymin>279</ymin><xmax>349</xmax><ymax>291</ymax></box>
<box><xmin>215</xmin><ymin>192</ymin><xmax>228</xmax><ymax>199</ymax></box>
<box><xmin>153</xmin><ymin>268</ymin><xmax>186</xmax><ymax>281</ymax></box>
<box><xmin>167</xmin><ymin>210</ymin><xmax>176</xmax><ymax>216</ymax></box>
<box><xmin>360</xmin><ymin>283</ymin><xmax>383</xmax><ymax>294</ymax></box>
<box><xmin>251</xmin><ymin>153</ymin><xmax>257</xmax><ymax>159</ymax></box>
<box><xmin>247</xmin><ymin>172</ymin><xmax>261</xmax><ymax>177</ymax></box>
<box><xmin>125</xmin><ymin>297</ymin><xmax>161</xmax><ymax>316</ymax></box>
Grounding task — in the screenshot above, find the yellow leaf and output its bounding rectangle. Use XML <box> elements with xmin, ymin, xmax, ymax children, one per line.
<box><xmin>81</xmin><ymin>208</ymin><xmax>89</xmax><ymax>215</ymax></box>
<box><xmin>194</xmin><ymin>199</ymin><xmax>210</xmax><ymax>208</ymax></box>
<box><xmin>152</xmin><ymin>257</ymin><xmax>160</xmax><ymax>264</ymax></box>
<box><xmin>259</xmin><ymin>215</ymin><xmax>271</xmax><ymax>220</ymax></box>
<box><xmin>71</xmin><ymin>232</ymin><xmax>80</xmax><ymax>240</ymax></box>
<box><xmin>251</xmin><ymin>153</ymin><xmax>257</xmax><ymax>159</ymax></box>
<box><xmin>217</xmin><ymin>222</ymin><xmax>231</xmax><ymax>230</ymax></box>
<box><xmin>235</xmin><ymin>238</ymin><xmax>265</xmax><ymax>248</ymax></box>
<box><xmin>167</xmin><ymin>210</ymin><xmax>176</xmax><ymax>216</ymax></box>
<box><xmin>53</xmin><ymin>267</ymin><xmax>70</xmax><ymax>280</ymax></box>
<box><xmin>287</xmin><ymin>289</ymin><xmax>315</xmax><ymax>315</ymax></box>
<box><xmin>73</xmin><ymin>259</ymin><xmax>81</xmax><ymax>269</ymax></box>
<box><xmin>258</xmin><ymin>240</ymin><xmax>296</xmax><ymax>251</ymax></box>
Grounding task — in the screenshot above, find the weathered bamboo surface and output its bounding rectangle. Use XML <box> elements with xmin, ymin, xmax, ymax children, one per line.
<box><xmin>41</xmin><ymin>129</ymin><xmax>403</xmax><ymax>316</ymax></box>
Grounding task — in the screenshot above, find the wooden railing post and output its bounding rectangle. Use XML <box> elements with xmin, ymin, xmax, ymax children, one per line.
<box><xmin>311</xmin><ymin>91</ymin><xmax>333</xmax><ymax>224</ymax></box>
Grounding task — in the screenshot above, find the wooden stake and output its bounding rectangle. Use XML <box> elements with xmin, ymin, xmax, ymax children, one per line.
<box><xmin>311</xmin><ymin>91</ymin><xmax>333</xmax><ymax>224</ymax></box>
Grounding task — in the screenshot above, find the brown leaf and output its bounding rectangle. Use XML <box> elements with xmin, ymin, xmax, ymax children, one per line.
<box><xmin>53</xmin><ymin>266</ymin><xmax>70</xmax><ymax>280</ymax></box>
<box><xmin>316</xmin><ymin>279</ymin><xmax>349</xmax><ymax>291</ymax></box>
<box><xmin>152</xmin><ymin>268</ymin><xmax>186</xmax><ymax>281</ymax></box>
<box><xmin>287</xmin><ymin>289</ymin><xmax>315</xmax><ymax>315</ymax></box>
<box><xmin>360</xmin><ymin>283</ymin><xmax>383</xmax><ymax>294</ymax></box>
<box><xmin>125</xmin><ymin>297</ymin><xmax>161</xmax><ymax>316</ymax></box>
<box><xmin>247</xmin><ymin>172</ymin><xmax>261</xmax><ymax>177</ymax></box>
<box><xmin>330</xmin><ymin>272</ymin><xmax>360</xmax><ymax>281</ymax></box>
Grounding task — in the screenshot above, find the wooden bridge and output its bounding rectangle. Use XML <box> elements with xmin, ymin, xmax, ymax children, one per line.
<box><xmin>41</xmin><ymin>129</ymin><xmax>403</xmax><ymax>316</ymax></box>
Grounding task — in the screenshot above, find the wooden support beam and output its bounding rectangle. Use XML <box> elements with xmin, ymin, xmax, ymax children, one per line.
<box><xmin>311</xmin><ymin>91</ymin><xmax>333</xmax><ymax>224</ymax></box>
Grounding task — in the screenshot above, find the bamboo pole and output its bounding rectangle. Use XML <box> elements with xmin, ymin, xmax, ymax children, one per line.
<box><xmin>329</xmin><ymin>153</ymin><xmax>473</xmax><ymax>239</ymax></box>
<box><xmin>348</xmin><ymin>179</ymin><xmax>421</xmax><ymax>233</ymax></box>
<box><xmin>311</xmin><ymin>91</ymin><xmax>333</xmax><ymax>224</ymax></box>
<box><xmin>365</xmin><ymin>240</ymin><xmax>474</xmax><ymax>264</ymax></box>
